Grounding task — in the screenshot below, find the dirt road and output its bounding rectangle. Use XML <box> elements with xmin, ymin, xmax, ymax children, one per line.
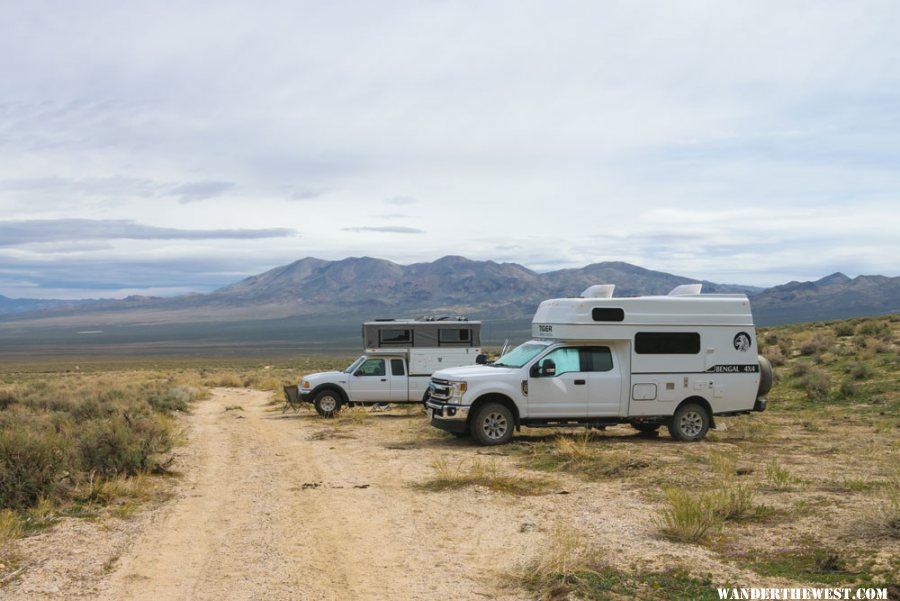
<box><xmin>5</xmin><ymin>389</ymin><xmax>783</xmax><ymax>600</ymax></box>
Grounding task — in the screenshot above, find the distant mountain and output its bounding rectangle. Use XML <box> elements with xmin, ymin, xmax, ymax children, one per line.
<box><xmin>0</xmin><ymin>258</ymin><xmax>897</xmax><ymax>355</ymax></box>
<box><xmin>750</xmin><ymin>272</ymin><xmax>900</xmax><ymax>325</ymax></box>
<box><xmin>0</xmin><ymin>294</ymin><xmax>96</xmax><ymax>316</ymax></box>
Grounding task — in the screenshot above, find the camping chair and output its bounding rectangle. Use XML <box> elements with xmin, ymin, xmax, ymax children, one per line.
<box><xmin>282</xmin><ymin>385</ymin><xmax>302</xmax><ymax>413</ymax></box>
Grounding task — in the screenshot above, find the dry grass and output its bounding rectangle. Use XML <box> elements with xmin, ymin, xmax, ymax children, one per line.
<box><xmin>418</xmin><ymin>457</ymin><xmax>554</xmax><ymax>495</ymax></box>
<box><xmin>518</xmin><ymin>432</ymin><xmax>649</xmax><ymax>480</ymax></box>
<box><xmin>516</xmin><ymin>522</ymin><xmax>597</xmax><ymax>595</ymax></box>
<box><xmin>0</xmin><ymin>508</ymin><xmax>21</xmax><ymax>561</ymax></box>
<box><xmin>656</xmin><ymin>486</ymin><xmax>723</xmax><ymax>543</ymax></box>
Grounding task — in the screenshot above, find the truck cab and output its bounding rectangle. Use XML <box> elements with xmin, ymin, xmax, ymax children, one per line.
<box><xmin>426</xmin><ymin>285</ymin><xmax>772</xmax><ymax>444</ymax></box>
<box><xmin>298</xmin><ymin>318</ymin><xmax>484</xmax><ymax>415</ymax></box>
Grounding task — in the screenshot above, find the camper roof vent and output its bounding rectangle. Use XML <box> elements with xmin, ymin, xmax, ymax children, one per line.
<box><xmin>580</xmin><ymin>284</ymin><xmax>616</xmax><ymax>299</ymax></box>
<box><xmin>668</xmin><ymin>284</ymin><xmax>703</xmax><ymax>296</ymax></box>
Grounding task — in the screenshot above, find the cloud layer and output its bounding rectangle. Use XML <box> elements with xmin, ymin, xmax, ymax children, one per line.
<box><xmin>1</xmin><ymin>0</ymin><xmax>898</xmax><ymax>298</ymax></box>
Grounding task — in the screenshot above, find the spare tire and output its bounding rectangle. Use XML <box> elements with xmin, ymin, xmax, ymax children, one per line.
<box><xmin>757</xmin><ymin>355</ymin><xmax>773</xmax><ymax>398</ymax></box>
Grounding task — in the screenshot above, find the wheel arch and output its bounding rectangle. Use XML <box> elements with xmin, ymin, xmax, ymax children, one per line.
<box><xmin>676</xmin><ymin>395</ymin><xmax>715</xmax><ymax>428</ymax></box>
<box><xmin>310</xmin><ymin>384</ymin><xmax>348</xmax><ymax>405</ymax></box>
<box><xmin>469</xmin><ymin>393</ymin><xmax>520</xmax><ymax>428</ymax></box>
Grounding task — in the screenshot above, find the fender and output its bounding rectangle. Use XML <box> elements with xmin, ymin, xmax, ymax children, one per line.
<box><xmin>465</xmin><ymin>381</ymin><xmax>526</xmax><ymax>417</ymax></box>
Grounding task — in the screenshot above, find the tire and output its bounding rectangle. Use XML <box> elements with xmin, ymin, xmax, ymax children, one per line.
<box><xmin>667</xmin><ymin>402</ymin><xmax>710</xmax><ymax>442</ymax></box>
<box><xmin>313</xmin><ymin>390</ymin><xmax>341</xmax><ymax>417</ymax></box>
<box><xmin>631</xmin><ymin>422</ymin><xmax>661</xmax><ymax>434</ymax></box>
<box><xmin>757</xmin><ymin>355</ymin><xmax>773</xmax><ymax>398</ymax></box>
<box><xmin>470</xmin><ymin>402</ymin><xmax>515</xmax><ymax>446</ymax></box>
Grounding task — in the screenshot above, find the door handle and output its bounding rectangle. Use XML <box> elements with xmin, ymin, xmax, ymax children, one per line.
<box><xmin>574</xmin><ymin>379</ymin><xmax>586</xmax><ymax>385</ymax></box>
<box><xmin>381</xmin><ymin>378</ymin><xmax>387</xmax><ymax>382</ymax></box>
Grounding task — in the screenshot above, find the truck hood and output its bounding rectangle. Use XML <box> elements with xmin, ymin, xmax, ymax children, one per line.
<box><xmin>431</xmin><ymin>364</ymin><xmax>519</xmax><ymax>380</ymax></box>
<box><xmin>300</xmin><ymin>371</ymin><xmax>348</xmax><ymax>386</ymax></box>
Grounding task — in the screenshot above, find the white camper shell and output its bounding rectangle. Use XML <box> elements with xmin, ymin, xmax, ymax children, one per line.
<box><xmin>298</xmin><ymin>318</ymin><xmax>484</xmax><ymax>416</ymax></box>
<box><xmin>426</xmin><ymin>285</ymin><xmax>772</xmax><ymax>445</ymax></box>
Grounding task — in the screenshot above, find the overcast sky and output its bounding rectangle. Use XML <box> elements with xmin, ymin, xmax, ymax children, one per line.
<box><xmin>2</xmin><ymin>0</ymin><xmax>899</xmax><ymax>299</ymax></box>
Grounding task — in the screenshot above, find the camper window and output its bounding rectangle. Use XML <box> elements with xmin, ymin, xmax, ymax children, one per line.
<box><xmin>438</xmin><ymin>328</ymin><xmax>471</xmax><ymax>343</ymax></box>
<box><xmin>634</xmin><ymin>332</ymin><xmax>701</xmax><ymax>354</ymax></box>
<box><xmin>591</xmin><ymin>308</ymin><xmax>625</xmax><ymax>322</ymax></box>
<box><xmin>379</xmin><ymin>329</ymin><xmax>411</xmax><ymax>345</ymax></box>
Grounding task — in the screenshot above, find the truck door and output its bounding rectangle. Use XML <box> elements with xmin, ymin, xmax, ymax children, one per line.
<box><xmin>527</xmin><ymin>347</ymin><xmax>588</xmax><ymax>418</ymax></box>
<box><xmin>584</xmin><ymin>345</ymin><xmax>624</xmax><ymax>417</ymax></box>
<box><xmin>388</xmin><ymin>358</ymin><xmax>410</xmax><ymax>402</ymax></box>
<box><xmin>347</xmin><ymin>357</ymin><xmax>391</xmax><ymax>402</ymax></box>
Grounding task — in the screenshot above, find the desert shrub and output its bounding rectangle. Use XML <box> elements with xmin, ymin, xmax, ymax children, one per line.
<box><xmin>839</xmin><ymin>381</ymin><xmax>859</xmax><ymax>399</ymax></box>
<box><xmin>855</xmin><ymin>320</ymin><xmax>892</xmax><ymax>341</ymax></box>
<box><xmin>832</xmin><ymin>322</ymin><xmax>855</xmax><ymax>337</ymax></box>
<box><xmin>78</xmin><ymin>413</ymin><xmax>174</xmax><ymax>476</ymax></box>
<box><xmin>142</xmin><ymin>383</ymin><xmax>200</xmax><ymax>413</ymax></box>
<box><xmin>0</xmin><ymin>390</ymin><xmax>17</xmax><ymax>411</ymax></box>
<box><xmin>791</xmin><ymin>362</ymin><xmax>811</xmax><ymax>378</ymax></box>
<box><xmin>847</xmin><ymin>362</ymin><xmax>874</xmax><ymax>381</ymax></box>
<box><xmin>0</xmin><ymin>429</ymin><xmax>70</xmax><ymax>510</ymax></box>
<box><xmin>797</xmin><ymin>332</ymin><xmax>835</xmax><ymax>356</ymax></box>
<box><xmin>801</xmin><ymin>368</ymin><xmax>831</xmax><ymax>401</ymax></box>
<box><xmin>763</xmin><ymin>346</ymin><xmax>786</xmax><ymax>367</ymax></box>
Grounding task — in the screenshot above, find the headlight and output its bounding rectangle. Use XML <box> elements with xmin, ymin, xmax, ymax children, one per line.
<box><xmin>301</xmin><ymin>380</ymin><xmax>310</xmax><ymax>389</ymax></box>
<box><xmin>450</xmin><ymin>381</ymin><xmax>468</xmax><ymax>403</ymax></box>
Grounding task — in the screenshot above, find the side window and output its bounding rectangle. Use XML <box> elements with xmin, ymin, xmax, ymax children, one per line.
<box><xmin>581</xmin><ymin>347</ymin><xmax>613</xmax><ymax>372</ymax></box>
<box><xmin>536</xmin><ymin>347</ymin><xmax>582</xmax><ymax>377</ymax></box>
<box><xmin>356</xmin><ymin>358</ymin><xmax>386</xmax><ymax>376</ymax></box>
<box><xmin>635</xmin><ymin>332</ymin><xmax>700</xmax><ymax>354</ymax></box>
<box><xmin>438</xmin><ymin>328</ymin><xmax>471</xmax><ymax>343</ymax></box>
<box><xmin>379</xmin><ymin>329</ymin><xmax>411</xmax><ymax>345</ymax></box>
<box><xmin>390</xmin><ymin>359</ymin><xmax>405</xmax><ymax>376</ymax></box>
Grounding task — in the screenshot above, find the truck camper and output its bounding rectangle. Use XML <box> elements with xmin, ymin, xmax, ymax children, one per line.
<box><xmin>298</xmin><ymin>317</ymin><xmax>484</xmax><ymax>416</ymax></box>
<box><xmin>426</xmin><ymin>285</ymin><xmax>772</xmax><ymax>445</ymax></box>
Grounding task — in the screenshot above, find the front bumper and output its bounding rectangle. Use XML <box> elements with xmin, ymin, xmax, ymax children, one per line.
<box><xmin>425</xmin><ymin>400</ymin><xmax>471</xmax><ymax>434</ymax></box>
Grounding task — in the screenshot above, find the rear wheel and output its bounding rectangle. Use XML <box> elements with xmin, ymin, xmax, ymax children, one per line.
<box><xmin>313</xmin><ymin>390</ymin><xmax>341</xmax><ymax>417</ymax></box>
<box><xmin>667</xmin><ymin>402</ymin><xmax>710</xmax><ymax>442</ymax></box>
<box><xmin>470</xmin><ymin>402</ymin><xmax>514</xmax><ymax>446</ymax></box>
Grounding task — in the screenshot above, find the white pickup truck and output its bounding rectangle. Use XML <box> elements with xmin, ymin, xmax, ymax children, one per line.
<box><xmin>298</xmin><ymin>318</ymin><xmax>484</xmax><ymax>415</ymax></box>
<box><xmin>426</xmin><ymin>285</ymin><xmax>772</xmax><ymax>444</ymax></box>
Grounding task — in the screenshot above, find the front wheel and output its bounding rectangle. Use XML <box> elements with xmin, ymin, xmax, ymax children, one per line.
<box><xmin>470</xmin><ymin>402</ymin><xmax>514</xmax><ymax>446</ymax></box>
<box><xmin>667</xmin><ymin>402</ymin><xmax>710</xmax><ymax>442</ymax></box>
<box><xmin>313</xmin><ymin>390</ymin><xmax>341</xmax><ymax>417</ymax></box>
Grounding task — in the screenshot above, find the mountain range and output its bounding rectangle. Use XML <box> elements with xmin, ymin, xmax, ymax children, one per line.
<box><xmin>0</xmin><ymin>256</ymin><xmax>896</xmax><ymax>355</ymax></box>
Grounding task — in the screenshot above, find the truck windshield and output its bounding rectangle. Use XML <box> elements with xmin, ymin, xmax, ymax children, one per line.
<box><xmin>492</xmin><ymin>341</ymin><xmax>551</xmax><ymax>368</ymax></box>
<box><xmin>344</xmin><ymin>356</ymin><xmax>367</xmax><ymax>374</ymax></box>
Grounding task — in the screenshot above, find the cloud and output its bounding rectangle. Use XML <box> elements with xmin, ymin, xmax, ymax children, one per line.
<box><xmin>341</xmin><ymin>226</ymin><xmax>424</xmax><ymax>234</ymax></box>
<box><xmin>385</xmin><ymin>196</ymin><xmax>418</xmax><ymax>206</ymax></box>
<box><xmin>166</xmin><ymin>181</ymin><xmax>236</xmax><ymax>203</ymax></box>
<box><xmin>0</xmin><ymin>219</ymin><xmax>297</xmax><ymax>247</ymax></box>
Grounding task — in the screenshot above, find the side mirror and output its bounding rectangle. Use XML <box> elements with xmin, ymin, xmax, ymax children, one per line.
<box><xmin>476</xmin><ymin>354</ymin><xmax>488</xmax><ymax>365</ymax></box>
<box><xmin>529</xmin><ymin>363</ymin><xmax>541</xmax><ymax>378</ymax></box>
